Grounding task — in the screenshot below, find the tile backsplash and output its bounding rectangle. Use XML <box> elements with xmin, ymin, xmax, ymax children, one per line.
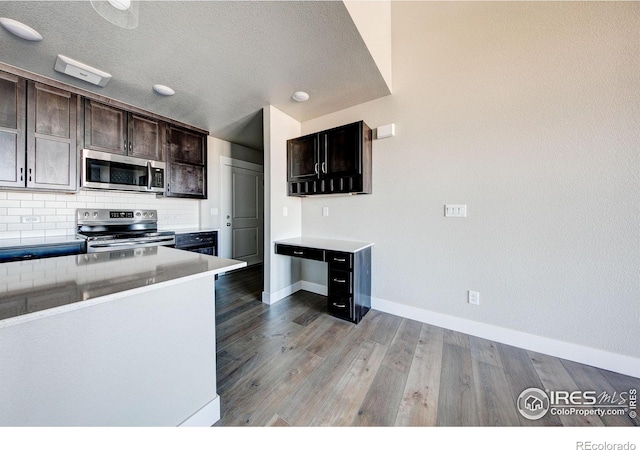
<box><xmin>0</xmin><ymin>190</ymin><xmax>200</xmax><ymax>239</ymax></box>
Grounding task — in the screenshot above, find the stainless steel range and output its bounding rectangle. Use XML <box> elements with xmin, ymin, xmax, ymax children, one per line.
<box><xmin>76</xmin><ymin>209</ymin><xmax>175</xmax><ymax>253</ymax></box>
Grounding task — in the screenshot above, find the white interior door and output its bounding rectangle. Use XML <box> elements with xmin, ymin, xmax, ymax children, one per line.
<box><xmin>220</xmin><ymin>159</ymin><xmax>264</xmax><ymax>266</ymax></box>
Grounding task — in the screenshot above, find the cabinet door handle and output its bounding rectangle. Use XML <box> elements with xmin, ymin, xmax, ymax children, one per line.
<box><xmin>332</xmin><ymin>278</ymin><xmax>346</xmax><ymax>284</ymax></box>
<box><xmin>314</xmin><ymin>163</ymin><xmax>319</xmax><ymax>175</ymax></box>
<box><xmin>293</xmin><ymin>251</ymin><xmax>304</xmax><ymax>255</ymax></box>
<box><xmin>332</xmin><ymin>303</ymin><xmax>347</xmax><ymax>308</ymax></box>
<box><xmin>333</xmin><ymin>257</ymin><xmax>346</xmax><ymax>263</ymax></box>
<box><xmin>20</xmin><ymin>167</ymin><xmax>23</xmax><ymax>181</ymax></box>
<box><xmin>28</xmin><ymin>168</ymin><xmax>32</xmax><ymax>182</ymax></box>
<box><xmin>321</xmin><ymin>162</ymin><xmax>326</xmax><ymax>174</ymax></box>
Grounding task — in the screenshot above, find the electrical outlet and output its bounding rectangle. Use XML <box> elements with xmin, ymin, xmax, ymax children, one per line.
<box><xmin>445</xmin><ymin>204</ymin><xmax>467</xmax><ymax>217</ymax></box>
<box><xmin>283</xmin><ymin>207</ymin><xmax>288</xmax><ymax>217</ymax></box>
<box><xmin>322</xmin><ymin>206</ymin><xmax>329</xmax><ymax>217</ymax></box>
<box><xmin>468</xmin><ymin>290</ymin><xmax>480</xmax><ymax>306</ymax></box>
<box><xmin>21</xmin><ymin>216</ymin><xmax>40</xmax><ymax>224</ymax></box>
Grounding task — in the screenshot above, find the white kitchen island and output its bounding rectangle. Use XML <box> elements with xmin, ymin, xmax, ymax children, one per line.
<box><xmin>0</xmin><ymin>246</ymin><xmax>245</xmax><ymax>426</ymax></box>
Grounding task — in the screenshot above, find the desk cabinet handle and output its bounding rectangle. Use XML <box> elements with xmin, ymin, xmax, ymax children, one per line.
<box><xmin>293</xmin><ymin>251</ymin><xmax>304</xmax><ymax>255</ymax></box>
<box><xmin>332</xmin><ymin>302</ymin><xmax>346</xmax><ymax>308</ymax></box>
<box><xmin>332</xmin><ymin>278</ymin><xmax>346</xmax><ymax>284</ymax></box>
<box><xmin>333</xmin><ymin>257</ymin><xmax>346</xmax><ymax>263</ymax></box>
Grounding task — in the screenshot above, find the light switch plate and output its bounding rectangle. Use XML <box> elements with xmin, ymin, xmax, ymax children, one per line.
<box><xmin>322</xmin><ymin>207</ymin><xmax>329</xmax><ymax>217</ymax></box>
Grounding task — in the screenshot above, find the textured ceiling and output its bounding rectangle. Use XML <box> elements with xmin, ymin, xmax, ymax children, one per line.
<box><xmin>0</xmin><ymin>1</ymin><xmax>390</xmax><ymax>150</ymax></box>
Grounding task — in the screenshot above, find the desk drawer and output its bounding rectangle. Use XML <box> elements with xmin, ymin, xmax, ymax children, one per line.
<box><xmin>328</xmin><ymin>269</ymin><xmax>353</xmax><ymax>296</ymax></box>
<box><xmin>326</xmin><ymin>251</ymin><xmax>353</xmax><ymax>270</ymax></box>
<box><xmin>275</xmin><ymin>244</ymin><xmax>325</xmax><ymax>261</ymax></box>
<box><xmin>327</xmin><ymin>295</ymin><xmax>353</xmax><ymax>321</ymax></box>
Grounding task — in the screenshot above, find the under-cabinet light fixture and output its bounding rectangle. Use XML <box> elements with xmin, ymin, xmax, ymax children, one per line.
<box><xmin>0</xmin><ymin>18</ymin><xmax>43</xmax><ymax>41</ymax></box>
<box><xmin>54</xmin><ymin>55</ymin><xmax>112</xmax><ymax>87</ymax></box>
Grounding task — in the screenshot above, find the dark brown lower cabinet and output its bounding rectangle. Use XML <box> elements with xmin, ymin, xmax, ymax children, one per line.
<box><xmin>275</xmin><ymin>242</ymin><xmax>371</xmax><ymax>324</ymax></box>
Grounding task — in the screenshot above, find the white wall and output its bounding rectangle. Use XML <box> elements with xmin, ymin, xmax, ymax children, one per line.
<box><xmin>344</xmin><ymin>0</ymin><xmax>392</xmax><ymax>92</ymax></box>
<box><xmin>262</xmin><ymin>106</ymin><xmax>303</xmax><ymax>303</ymax></box>
<box><xmin>298</xmin><ymin>2</ymin><xmax>640</xmax><ymax>367</ymax></box>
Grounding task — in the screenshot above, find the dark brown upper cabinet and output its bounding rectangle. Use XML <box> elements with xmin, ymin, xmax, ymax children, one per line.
<box><xmin>165</xmin><ymin>125</ymin><xmax>206</xmax><ymax>198</ymax></box>
<box><xmin>0</xmin><ymin>72</ymin><xmax>26</xmax><ymax>188</ymax></box>
<box><xmin>287</xmin><ymin>120</ymin><xmax>372</xmax><ymax>196</ymax></box>
<box><xmin>84</xmin><ymin>99</ymin><xmax>165</xmax><ymax>161</ymax></box>
<box><xmin>0</xmin><ymin>72</ymin><xmax>78</xmax><ymax>192</ymax></box>
<box><xmin>27</xmin><ymin>82</ymin><xmax>78</xmax><ymax>191</ymax></box>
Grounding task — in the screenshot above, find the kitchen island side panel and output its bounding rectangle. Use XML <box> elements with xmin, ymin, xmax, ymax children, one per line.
<box><xmin>0</xmin><ymin>274</ymin><xmax>218</xmax><ymax>426</ymax></box>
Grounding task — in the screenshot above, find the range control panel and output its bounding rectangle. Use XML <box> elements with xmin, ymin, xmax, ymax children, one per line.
<box><xmin>77</xmin><ymin>209</ymin><xmax>157</xmax><ymax>225</ymax></box>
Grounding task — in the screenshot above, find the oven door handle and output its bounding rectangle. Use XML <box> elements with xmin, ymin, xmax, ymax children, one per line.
<box><xmin>89</xmin><ymin>237</ymin><xmax>175</xmax><ymax>249</ymax></box>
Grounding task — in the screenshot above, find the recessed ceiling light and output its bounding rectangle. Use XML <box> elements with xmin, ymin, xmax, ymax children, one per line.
<box><xmin>90</xmin><ymin>0</ymin><xmax>138</xmax><ymax>29</ymax></box>
<box><xmin>0</xmin><ymin>18</ymin><xmax>43</xmax><ymax>41</ymax></box>
<box><xmin>292</xmin><ymin>91</ymin><xmax>310</xmax><ymax>102</ymax></box>
<box><xmin>153</xmin><ymin>84</ymin><xmax>175</xmax><ymax>96</ymax></box>
<box><xmin>108</xmin><ymin>0</ymin><xmax>131</xmax><ymax>11</ymax></box>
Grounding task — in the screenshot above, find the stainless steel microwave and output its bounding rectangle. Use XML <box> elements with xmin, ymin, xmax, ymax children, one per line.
<box><xmin>81</xmin><ymin>149</ymin><xmax>166</xmax><ymax>194</ymax></box>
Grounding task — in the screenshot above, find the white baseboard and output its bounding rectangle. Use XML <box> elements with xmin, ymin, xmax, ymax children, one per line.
<box><xmin>178</xmin><ymin>395</ymin><xmax>220</xmax><ymax>427</ymax></box>
<box><xmin>301</xmin><ymin>281</ymin><xmax>327</xmax><ymax>296</ymax></box>
<box><xmin>261</xmin><ymin>283</ymin><xmax>640</xmax><ymax>378</ymax></box>
<box><xmin>261</xmin><ymin>281</ymin><xmax>301</xmax><ymax>305</ymax></box>
<box><xmin>372</xmin><ymin>296</ymin><xmax>640</xmax><ymax>379</ymax></box>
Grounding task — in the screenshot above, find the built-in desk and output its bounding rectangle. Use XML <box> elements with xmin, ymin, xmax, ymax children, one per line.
<box><xmin>274</xmin><ymin>237</ymin><xmax>373</xmax><ymax>324</ymax></box>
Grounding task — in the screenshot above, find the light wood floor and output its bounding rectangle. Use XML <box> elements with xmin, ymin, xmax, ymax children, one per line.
<box><xmin>214</xmin><ymin>265</ymin><xmax>639</xmax><ymax>427</ymax></box>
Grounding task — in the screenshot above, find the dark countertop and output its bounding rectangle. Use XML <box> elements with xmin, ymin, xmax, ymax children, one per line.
<box><xmin>0</xmin><ymin>235</ymin><xmax>85</xmax><ymax>249</ymax></box>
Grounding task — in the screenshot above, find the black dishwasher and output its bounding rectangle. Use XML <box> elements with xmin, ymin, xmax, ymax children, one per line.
<box><xmin>175</xmin><ymin>231</ymin><xmax>217</xmax><ymax>256</ymax></box>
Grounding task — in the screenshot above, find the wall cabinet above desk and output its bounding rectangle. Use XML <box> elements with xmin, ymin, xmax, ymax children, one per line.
<box><xmin>286</xmin><ymin>121</ymin><xmax>372</xmax><ymax>196</ymax></box>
